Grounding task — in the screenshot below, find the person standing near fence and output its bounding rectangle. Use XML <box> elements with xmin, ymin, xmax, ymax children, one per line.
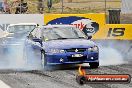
<box><xmin>15</xmin><ymin>0</ymin><xmax>28</xmax><ymax>14</ymax></box>
<box><xmin>37</xmin><ymin>0</ymin><xmax>44</xmax><ymax>13</ymax></box>
<box><xmin>2</xmin><ymin>0</ymin><xmax>11</xmax><ymax>13</ymax></box>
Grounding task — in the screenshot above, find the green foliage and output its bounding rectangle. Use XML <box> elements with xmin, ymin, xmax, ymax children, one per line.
<box><xmin>52</xmin><ymin>0</ymin><xmax>60</xmax><ymax>3</ymax></box>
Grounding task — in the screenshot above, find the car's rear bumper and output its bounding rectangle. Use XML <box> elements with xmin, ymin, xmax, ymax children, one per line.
<box><xmin>45</xmin><ymin>52</ymin><xmax>99</xmax><ymax>65</ymax></box>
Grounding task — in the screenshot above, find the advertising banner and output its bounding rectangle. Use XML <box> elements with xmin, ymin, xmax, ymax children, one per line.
<box><xmin>44</xmin><ymin>14</ymin><xmax>132</xmax><ymax>40</ymax></box>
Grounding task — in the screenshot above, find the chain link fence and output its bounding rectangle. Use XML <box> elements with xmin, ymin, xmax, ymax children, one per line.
<box><xmin>0</xmin><ymin>0</ymin><xmax>132</xmax><ymax>23</ymax></box>
<box><xmin>0</xmin><ymin>0</ymin><xmax>121</xmax><ymax>14</ymax></box>
<box><xmin>43</xmin><ymin>0</ymin><xmax>121</xmax><ymax>14</ymax></box>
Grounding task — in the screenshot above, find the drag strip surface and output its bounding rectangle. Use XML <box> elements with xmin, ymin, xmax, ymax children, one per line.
<box><xmin>0</xmin><ymin>64</ymin><xmax>131</xmax><ymax>88</ymax></box>
<box><xmin>0</xmin><ymin>80</ymin><xmax>11</xmax><ymax>88</ymax></box>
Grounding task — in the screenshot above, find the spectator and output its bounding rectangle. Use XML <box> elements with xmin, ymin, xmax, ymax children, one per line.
<box><xmin>2</xmin><ymin>0</ymin><xmax>11</xmax><ymax>13</ymax></box>
<box><xmin>15</xmin><ymin>0</ymin><xmax>28</xmax><ymax>14</ymax></box>
<box><xmin>37</xmin><ymin>0</ymin><xmax>44</xmax><ymax>13</ymax></box>
<box><xmin>0</xmin><ymin>0</ymin><xmax>4</xmax><ymax>13</ymax></box>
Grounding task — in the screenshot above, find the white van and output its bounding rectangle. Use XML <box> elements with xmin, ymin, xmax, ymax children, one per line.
<box><xmin>6</xmin><ymin>23</ymin><xmax>38</xmax><ymax>33</ymax></box>
<box><xmin>7</xmin><ymin>23</ymin><xmax>38</xmax><ymax>29</ymax></box>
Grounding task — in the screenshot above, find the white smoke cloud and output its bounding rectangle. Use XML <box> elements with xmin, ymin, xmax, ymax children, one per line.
<box><xmin>99</xmin><ymin>46</ymin><xmax>125</xmax><ymax>66</ymax></box>
<box><xmin>0</xmin><ymin>38</ymin><xmax>42</xmax><ymax>71</ymax></box>
<box><xmin>83</xmin><ymin>41</ymin><xmax>129</xmax><ymax>67</ymax></box>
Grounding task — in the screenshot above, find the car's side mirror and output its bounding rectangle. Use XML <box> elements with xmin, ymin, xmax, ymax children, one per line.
<box><xmin>27</xmin><ymin>34</ymin><xmax>33</xmax><ymax>39</ymax></box>
<box><xmin>27</xmin><ymin>35</ymin><xmax>29</xmax><ymax>38</ymax></box>
<box><xmin>33</xmin><ymin>38</ymin><xmax>42</xmax><ymax>43</ymax></box>
<box><xmin>88</xmin><ymin>36</ymin><xmax>92</xmax><ymax>39</ymax></box>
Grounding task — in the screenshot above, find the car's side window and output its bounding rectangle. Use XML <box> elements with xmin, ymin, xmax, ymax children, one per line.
<box><xmin>28</xmin><ymin>27</ymin><xmax>38</xmax><ymax>39</ymax></box>
<box><xmin>35</xmin><ymin>28</ymin><xmax>42</xmax><ymax>39</ymax></box>
<box><xmin>28</xmin><ymin>32</ymin><xmax>33</xmax><ymax>39</ymax></box>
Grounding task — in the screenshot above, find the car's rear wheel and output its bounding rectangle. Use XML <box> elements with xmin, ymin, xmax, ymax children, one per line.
<box><xmin>89</xmin><ymin>62</ymin><xmax>99</xmax><ymax>68</ymax></box>
<box><xmin>41</xmin><ymin>50</ymin><xmax>47</xmax><ymax>68</ymax></box>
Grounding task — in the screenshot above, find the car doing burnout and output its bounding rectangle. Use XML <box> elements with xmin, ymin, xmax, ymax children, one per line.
<box><xmin>27</xmin><ymin>25</ymin><xmax>99</xmax><ymax>68</ymax></box>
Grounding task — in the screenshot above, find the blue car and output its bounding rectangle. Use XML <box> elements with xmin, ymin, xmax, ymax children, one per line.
<box><xmin>27</xmin><ymin>25</ymin><xmax>99</xmax><ymax>68</ymax></box>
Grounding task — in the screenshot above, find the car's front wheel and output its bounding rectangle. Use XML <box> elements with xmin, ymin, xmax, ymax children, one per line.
<box><xmin>89</xmin><ymin>62</ymin><xmax>99</xmax><ymax>68</ymax></box>
<box><xmin>76</xmin><ymin>75</ymin><xmax>86</xmax><ymax>85</ymax></box>
<box><xmin>41</xmin><ymin>50</ymin><xmax>47</xmax><ymax>68</ymax></box>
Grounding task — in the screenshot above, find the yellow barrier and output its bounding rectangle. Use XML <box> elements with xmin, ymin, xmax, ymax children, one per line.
<box><xmin>44</xmin><ymin>14</ymin><xmax>132</xmax><ymax>40</ymax></box>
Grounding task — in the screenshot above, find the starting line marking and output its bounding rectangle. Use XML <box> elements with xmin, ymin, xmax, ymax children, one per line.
<box><xmin>0</xmin><ymin>80</ymin><xmax>11</xmax><ymax>88</ymax></box>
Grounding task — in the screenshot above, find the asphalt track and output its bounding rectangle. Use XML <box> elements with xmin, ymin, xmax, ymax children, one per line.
<box><xmin>0</xmin><ymin>63</ymin><xmax>131</xmax><ymax>88</ymax></box>
<box><xmin>0</xmin><ymin>44</ymin><xmax>131</xmax><ymax>88</ymax></box>
<box><xmin>0</xmin><ymin>33</ymin><xmax>131</xmax><ymax>88</ymax></box>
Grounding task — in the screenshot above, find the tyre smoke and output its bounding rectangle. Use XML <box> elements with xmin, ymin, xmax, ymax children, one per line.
<box><xmin>99</xmin><ymin>46</ymin><xmax>124</xmax><ymax>66</ymax></box>
<box><xmin>97</xmin><ymin>40</ymin><xmax>132</xmax><ymax>66</ymax></box>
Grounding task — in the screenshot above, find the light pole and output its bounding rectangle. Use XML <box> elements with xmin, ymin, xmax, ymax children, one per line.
<box><xmin>105</xmin><ymin>0</ymin><xmax>107</xmax><ymax>23</ymax></box>
<box><xmin>62</xmin><ymin>0</ymin><xmax>64</xmax><ymax>13</ymax></box>
<box><xmin>47</xmin><ymin>0</ymin><xmax>52</xmax><ymax>13</ymax></box>
<box><xmin>20</xmin><ymin>0</ymin><xmax>21</xmax><ymax>14</ymax></box>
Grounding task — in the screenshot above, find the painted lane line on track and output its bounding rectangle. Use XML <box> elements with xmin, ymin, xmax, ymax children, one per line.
<box><xmin>0</xmin><ymin>80</ymin><xmax>11</xmax><ymax>88</ymax></box>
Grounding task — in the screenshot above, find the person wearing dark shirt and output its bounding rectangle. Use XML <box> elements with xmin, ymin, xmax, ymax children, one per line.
<box><xmin>15</xmin><ymin>0</ymin><xmax>28</xmax><ymax>14</ymax></box>
<box><xmin>37</xmin><ymin>0</ymin><xmax>44</xmax><ymax>13</ymax></box>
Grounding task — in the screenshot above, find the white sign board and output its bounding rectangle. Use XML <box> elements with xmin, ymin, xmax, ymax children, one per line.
<box><xmin>121</xmin><ymin>0</ymin><xmax>132</xmax><ymax>13</ymax></box>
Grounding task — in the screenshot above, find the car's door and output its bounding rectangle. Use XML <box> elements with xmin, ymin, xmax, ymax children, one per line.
<box><xmin>32</xmin><ymin>27</ymin><xmax>42</xmax><ymax>49</ymax></box>
<box><xmin>25</xmin><ymin>27</ymin><xmax>42</xmax><ymax>66</ymax></box>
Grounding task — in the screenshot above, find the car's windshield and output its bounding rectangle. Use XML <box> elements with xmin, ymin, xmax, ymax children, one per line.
<box><xmin>7</xmin><ymin>25</ymin><xmax>36</xmax><ymax>33</ymax></box>
<box><xmin>43</xmin><ymin>27</ymin><xmax>87</xmax><ymax>41</ymax></box>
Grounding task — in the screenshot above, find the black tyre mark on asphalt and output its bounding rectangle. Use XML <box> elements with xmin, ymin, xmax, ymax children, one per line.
<box><xmin>30</xmin><ymin>69</ymin><xmax>112</xmax><ymax>88</ymax></box>
<box><xmin>0</xmin><ymin>64</ymin><xmax>132</xmax><ymax>88</ymax></box>
<box><xmin>27</xmin><ymin>70</ymin><xmax>81</xmax><ymax>88</ymax></box>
